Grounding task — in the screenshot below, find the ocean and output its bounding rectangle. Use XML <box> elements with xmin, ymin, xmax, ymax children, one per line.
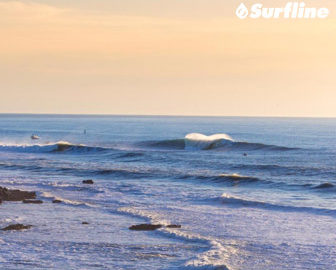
<box><xmin>0</xmin><ymin>114</ymin><xmax>335</xmax><ymax>270</ymax></box>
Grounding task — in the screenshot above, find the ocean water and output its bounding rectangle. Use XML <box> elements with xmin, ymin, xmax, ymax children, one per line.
<box><xmin>0</xmin><ymin>114</ymin><xmax>335</xmax><ymax>270</ymax></box>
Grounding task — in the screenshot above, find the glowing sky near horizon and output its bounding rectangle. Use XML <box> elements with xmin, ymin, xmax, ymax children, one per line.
<box><xmin>0</xmin><ymin>0</ymin><xmax>335</xmax><ymax>116</ymax></box>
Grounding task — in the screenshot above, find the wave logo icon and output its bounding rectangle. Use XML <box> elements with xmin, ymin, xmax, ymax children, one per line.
<box><xmin>235</xmin><ymin>2</ymin><xmax>330</xmax><ymax>19</ymax></box>
<box><xmin>236</xmin><ymin>3</ymin><xmax>249</xmax><ymax>19</ymax></box>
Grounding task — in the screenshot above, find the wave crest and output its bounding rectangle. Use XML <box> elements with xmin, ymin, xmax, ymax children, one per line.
<box><xmin>185</xmin><ymin>133</ymin><xmax>234</xmax><ymax>150</ymax></box>
<box><xmin>143</xmin><ymin>133</ymin><xmax>297</xmax><ymax>152</ymax></box>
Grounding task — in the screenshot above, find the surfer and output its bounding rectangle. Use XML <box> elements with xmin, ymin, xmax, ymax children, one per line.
<box><xmin>31</xmin><ymin>134</ymin><xmax>40</xmax><ymax>140</ymax></box>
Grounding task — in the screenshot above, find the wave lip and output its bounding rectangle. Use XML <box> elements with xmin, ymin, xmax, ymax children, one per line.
<box><xmin>185</xmin><ymin>133</ymin><xmax>234</xmax><ymax>150</ymax></box>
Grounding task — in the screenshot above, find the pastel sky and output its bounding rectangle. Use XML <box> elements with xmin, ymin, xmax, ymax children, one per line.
<box><xmin>1</xmin><ymin>0</ymin><xmax>335</xmax><ymax>116</ymax></box>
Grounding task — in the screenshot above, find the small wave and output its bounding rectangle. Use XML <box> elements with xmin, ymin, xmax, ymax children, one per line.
<box><xmin>231</xmin><ymin>163</ymin><xmax>336</xmax><ymax>179</ymax></box>
<box><xmin>94</xmin><ymin>168</ymin><xmax>151</xmax><ymax>179</ymax></box>
<box><xmin>219</xmin><ymin>194</ymin><xmax>336</xmax><ymax>216</ymax></box>
<box><xmin>215</xmin><ymin>173</ymin><xmax>259</xmax><ymax>183</ymax></box>
<box><xmin>40</xmin><ymin>192</ymin><xmax>95</xmax><ymax>207</ymax></box>
<box><xmin>48</xmin><ymin>182</ymin><xmax>104</xmax><ymax>194</ymax></box>
<box><xmin>0</xmin><ymin>141</ymin><xmax>109</xmax><ymax>154</ymax></box>
<box><xmin>117</xmin><ymin>152</ymin><xmax>145</xmax><ymax>158</ymax></box>
<box><xmin>52</xmin><ymin>141</ymin><xmax>108</xmax><ymax>153</ymax></box>
<box><xmin>179</xmin><ymin>173</ymin><xmax>261</xmax><ymax>186</ymax></box>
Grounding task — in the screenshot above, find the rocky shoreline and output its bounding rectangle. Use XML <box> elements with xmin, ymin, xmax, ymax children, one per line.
<box><xmin>0</xmin><ymin>184</ymin><xmax>181</xmax><ymax>233</ymax></box>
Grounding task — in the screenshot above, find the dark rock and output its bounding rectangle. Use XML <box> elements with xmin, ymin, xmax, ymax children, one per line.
<box><xmin>243</xmin><ymin>153</ymin><xmax>247</xmax><ymax>156</ymax></box>
<box><xmin>129</xmin><ymin>224</ymin><xmax>162</xmax><ymax>231</ymax></box>
<box><xmin>22</xmin><ymin>199</ymin><xmax>43</xmax><ymax>204</ymax></box>
<box><xmin>82</xmin><ymin>180</ymin><xmax>94</xmax><ymax>184</ymax></box>
<box><xmin>166</xmin><ymin>224</ymin><xmax>181</xmax><ymax>229</ymax></box>
<box><xmin>82</xmin><ymin>222</ymin><xmax>89</xmax><ymax>225</ymax></box>
<box><xmin>0</xmin><ymin>186</ymin><xmax>36</xmax><ymax>201</ymax></box>
<box><xmin>52</xmin><ymin>199</ymin><xmax>62</xmax><ymax>203</ymax></box>
<box><xmin>1</xmin><ymin>224</ymin><xmax>33</xmax><ymax>231</ymax></box>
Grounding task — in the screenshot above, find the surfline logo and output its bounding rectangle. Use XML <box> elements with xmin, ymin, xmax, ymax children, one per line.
<box><xmin>236</xmin><ymin>2</ymin><xmax>330</xmax><ymax>19</ymax></box>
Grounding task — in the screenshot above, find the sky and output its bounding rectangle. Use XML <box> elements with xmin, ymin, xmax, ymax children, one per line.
<box><xmin>0</xmin><ymin>0</ymin><xmax>335</xmax><ymax>117</ymax></box>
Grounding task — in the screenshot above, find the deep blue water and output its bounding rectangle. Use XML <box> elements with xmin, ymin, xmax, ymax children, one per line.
<box><xmin>0</xmin><ymin>114</ymin><xmax>335</xmax><ymax>269</ymax></box>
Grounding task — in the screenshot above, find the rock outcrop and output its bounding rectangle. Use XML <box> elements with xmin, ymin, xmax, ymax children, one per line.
<box><xmin>22</xmin><ymin>199</ymin><xmax>43</xmax><ymax>204</ymax></box>
<box><xmin>129</xmin><ymin>224</ymin><xmax>162</xmax><ymax>231</ymax></box>
<box><xmin>166</xmin><ymin>224</ymin><xmax>182</xmax><ymax>228</ymax></box>
<box><xmin>52</xmin><ymin>199</ymin><xmax>62</xmax><ymax>203</ymax></box>
<box><xmin>1</xmin><ymin>224</ymin><xmax>33</xmax><ymax>231</ymax></box>
<box><xmin>0</xmin><ymin>187</ymin><xmax>36</xmax><ymax>201</ymax></box>
<box><xmin>82</xmin><ymin>180</ymin><xmax>94</xmax><ymax>184</ymax></box>
<box><xmin>129</xmin><ymin>224</ymin><xmax>182</xmax><ymax>231</ymax></box>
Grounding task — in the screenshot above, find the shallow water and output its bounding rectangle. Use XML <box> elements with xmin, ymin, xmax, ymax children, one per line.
<box><xmin>0</xmin><ymin>115</ymin><xmax>335</xmax><ymax>269</ymax></box>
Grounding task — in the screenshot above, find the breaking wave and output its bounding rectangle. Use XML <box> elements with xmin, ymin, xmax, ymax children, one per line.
<box><xmin>185</xmin><ymin>133</ymin><xmax>234</xmax><ymax>150</ymax></box>
<box><xmin>142</xmin><ymin>133</ymin><xmax>297</xmax><ymax>151</ymax></box>
<box><xmin>0</xmin><ymin>133</ymin><xmax>297</xmax><ymax>155</ymax></box>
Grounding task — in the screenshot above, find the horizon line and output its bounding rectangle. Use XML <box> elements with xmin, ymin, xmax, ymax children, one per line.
<box><xmin>0</xmin><ymin>113</ymin><xmax>335</xmax><ymax>119</ymax></box>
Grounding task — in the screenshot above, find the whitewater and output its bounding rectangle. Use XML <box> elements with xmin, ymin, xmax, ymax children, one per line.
<box><xmin>0</xmin><ymin>114</ymin><xmax>336</xmax><ymax>270</ymax></box>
